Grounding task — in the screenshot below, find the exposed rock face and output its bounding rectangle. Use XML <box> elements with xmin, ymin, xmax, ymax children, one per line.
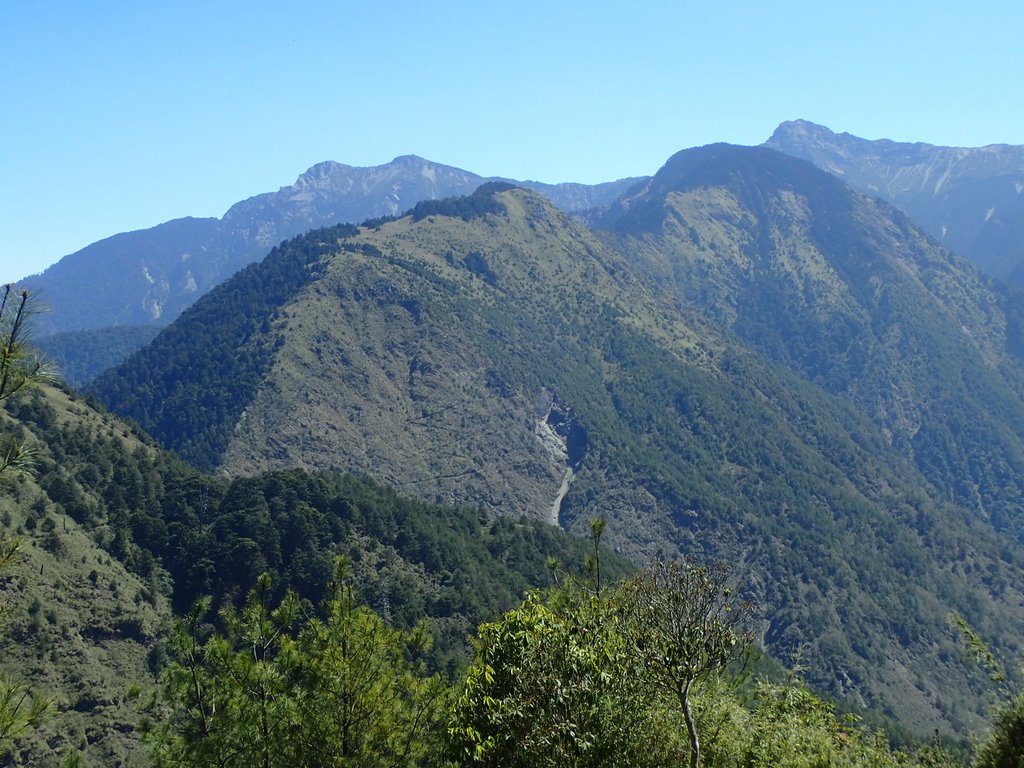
<box><xmin>766</xmin><ymin>119</ymin><xmax>1024</xmax><ymax>284</ymax></box>
<box><xmin>534</xmin><ymin>393</ymin><xmax>587</xmax><ymax>525</ymax></box>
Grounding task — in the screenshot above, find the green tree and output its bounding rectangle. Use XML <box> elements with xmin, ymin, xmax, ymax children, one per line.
<box><xmin>447</xmin><ymin>588</ymin><xmax>674</xmax><ymax>767</ymax></box>
<box><xmin>619</xmin><ymin>560</ymin><xmax>753</xmax><ymax>768</ymax></box>
<box><xmin>148</xmin><ymin>576</ymin><xmax>301</xmax><ymax>767</ymax></box>
<box><xmin>736</xmin><ymin>681</ymin><xmax>906</xmax><ymax>768</ymax></box>
<box><xmin>149</xmin><ymin>560</ymin><xmax>447</xmax><ymax>767</ymax></box>
<box><xmin>0</xmin><ymin>284</ymin><xmax>55</xmax><ymax>475</ymax></box>
<box><xmin>287</xmin><ymin>560</ymin><xmax>448</xmax><ymax>766</ymax></box>
<box><xmin>948</xmin><ymin>612</ymin><xmax>1023</xmax><ymax>767</ymax></box>
<box><xmin>448</xmin><ymin>593</ymin><xmax>647</xmax><ymax>765</ymax></box>
<box><xmin>0</xmin><ymin>284</ymin><xmax>54</xmax><ymax>750</ymax></box>
<box><xmin>974</xmin><ymin>692</ymin><xmax>1024</xmax><ymax>768</ymax></box>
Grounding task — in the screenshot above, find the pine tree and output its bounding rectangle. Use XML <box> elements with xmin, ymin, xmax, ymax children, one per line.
<box><xmin>0</xmin><ymin>284</ymin><xmax>55</xmax><ymax>749</ymax></box>
<box><xmin>148</xmin><ymin>559</ymin><xmax>447</xmax><ymax>767</ymax></box>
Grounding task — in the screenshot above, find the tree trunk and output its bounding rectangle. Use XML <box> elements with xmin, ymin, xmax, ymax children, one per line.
<box><xmin>680</xmin><ymin>679</ymin><xmax>699</xmax><ymax>768</ymax></box>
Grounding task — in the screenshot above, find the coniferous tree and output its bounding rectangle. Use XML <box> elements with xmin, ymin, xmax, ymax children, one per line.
<box><xmin>0</xmin><ymin>284</ymin><xmax>54</xmax><ymax>750</ymax></box>
<box><xmin>148</xmin><ymin>560</ymin><xmax>447</xmax><ymax>767</ymax></box>
<box><xmin>0</xmin><ymin>284</ymin><xmax>56</xmax><ymax>474</ymax></box>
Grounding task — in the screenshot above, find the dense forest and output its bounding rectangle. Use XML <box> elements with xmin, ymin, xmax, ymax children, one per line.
<box><xmin>36</xmin><ymin>325</ymin><xmax>161</xmax><ymax>389</ymax></box>
<box><xmin>0</xmin><ymin>375</ymin><xmax>1019</xmax><ymax>765</ymax></box>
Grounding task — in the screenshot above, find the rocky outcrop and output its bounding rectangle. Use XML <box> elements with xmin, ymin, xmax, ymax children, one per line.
<box><xmin>534</xmin><ymin>394</ymin><xmax>587</xmax><ymax>525</ymax></box>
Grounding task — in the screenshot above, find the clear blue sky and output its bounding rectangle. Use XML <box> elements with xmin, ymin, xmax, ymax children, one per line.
<box><xmin>4</xmin><ymin>1</ymin><xmax>1022</xmax><ymax>281</ymax></box>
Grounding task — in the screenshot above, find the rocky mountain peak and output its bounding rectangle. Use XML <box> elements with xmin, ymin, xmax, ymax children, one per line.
<box><xmin>388</xmin><ymin>153</ymin><xmax>431</xmax><ymax>167</ymax></box>
<box><xmin>768</xmin><ymin>118</ymin><xmax>837</xmax><ymax>144</ymax></box>
<box><xmin>292</xmin><ymin>160</ymin><xmax>356</xmax><ymax>187</ymax></box>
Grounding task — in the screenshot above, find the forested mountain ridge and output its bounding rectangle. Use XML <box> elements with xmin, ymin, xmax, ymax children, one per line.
<box><xmin>597</xmin><ymin>143</ymin><xmax>1024</xmax><ymax>538</ymax></box>
<box><xmin>94</xmin><ymin>170</ymin><xmax>1024</xmax><ymax>737</ymax></box>
<box><xmin>35</xmin><ymin>325</ymin><xmax>161</xmax><ymax>389</ymax></box>
<box><xmin>27</xmin><ymin>120</ymin><xmax>1024</xmax><ymax>387</ymax></box>
<box><xmin>766</xmin><ymin>119</ymin><xmax>1024</xmax><ymax>286</ymax></box>
<box><xmin>1</xmin><ymin>380</ymin><xmax>627</xmax><ymax>765</ymax></box>
<box><xmin>22</xmin><ymin>156</ymin><xmax>639</xmax><ymax>337</ymax></box>
<box><xmin>591</xmin><ymin>144</ymin><xmax>1024</xmax><ymax>727</ymax></box>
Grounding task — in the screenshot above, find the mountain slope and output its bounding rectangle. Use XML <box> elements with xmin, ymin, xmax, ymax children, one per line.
<box><xmin>766</xmin><ymin>119</ymin><xmax>1024</xmax><ymax>285</ymax></box>
<box><xmin>0</xmin><ymin>384</ymin><xmax>176</xmax><ymax>767</ymax></box>
<box><xmin>34</xmin><ymin>325</ymin><xmax>161</xmax><ymax>388</ymax></box>
<box><xmin>597</xmin><ymin>143</ymin><xmax>1024</xmax><ymax>538</ymax></box>
<box><xmin>22</xmin><ymin>157</ymin><xmax>639</xmax><ymax>337</ymax></box>
<box><xmin>2</xmin><ymin>375</ymin><xmax>633</xmax><ymax>764</ymax></box>
<box><xmin>95</xmin><ymin>182</ymin><xmax>1024</xmax><ymax>736</ymax></box>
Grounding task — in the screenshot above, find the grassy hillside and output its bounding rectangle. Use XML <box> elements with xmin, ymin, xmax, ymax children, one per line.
<box><xmin>0</xmin><ymin>385</ymin><xmax>173</xmax><ymax>766</ymax></box>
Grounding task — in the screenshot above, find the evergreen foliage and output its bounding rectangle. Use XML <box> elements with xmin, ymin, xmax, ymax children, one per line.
<box><xmin>90</xmin><ymin>224</ymin><xmax>357</xmax><ymax>470</ymax></box>
<box><xmin>0</xmin><ymin>286</ymin><xmax>56</xmax><ymax>408</ymax></box>
<box><xmin>36</xmin><ymin>325</ymin><xmax>161</xmax><ymax>389</ymax></box>
<box><xmin>147</xmin><ymin>564</ymin><xmax>448</xmax><ymax>767</ymax></box>
<box><xmin>409</xmin><ymin>182</ymin><xmax>518</xmax><ymax>222</ymax></box>
<box><xmin>601</xmin><ymin>144</ymin><xmax>1024</xmax><ymax>543</ymax></box>
<box><xmin>0</xmin><ymin>376</ymin><xmax>633</xmax><ymax>764</ymax></box>
<box><xmin>0</xmin><ymin>540</ymin><xmax>50</xmax><ymax>749</ymax></box>
<box><xmin>949</xmin><ymin>615</ymin><xmax>1024</xmax><ymax>768</ymax></box>
<box><xmin>6</xmin><ymin>382</ymin><xmax>630</xmax><ymax>670</ymax></box>
<box><xmin>0</xmin><ymin>285</ymin><xmax>55</xmax><ymax>752</ymax></box>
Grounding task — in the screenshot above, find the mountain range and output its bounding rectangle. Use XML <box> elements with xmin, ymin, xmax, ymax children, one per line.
<box><xmin>22</xmin><ymin>157</ymin><xmax>638</xmax><ymax>335</ymax></box>
<box><xmin>89</xmin><ymin>146</ymin><xmax>1024</xmax><ymax>739</ymax></box>
<box><xmin>26</xmin><ymin>122</ymin><xmax>1024</xmax><ymax>390</ymax></box>
<box><xmin>767</xmin><ymin>119</ymin><xmax>1024</xmax><ymax>286</ymax></box>
<box><xmin>7</xmin><ymin>122</ymin><xmax>1024</xmax><ymax>753</ymax></box>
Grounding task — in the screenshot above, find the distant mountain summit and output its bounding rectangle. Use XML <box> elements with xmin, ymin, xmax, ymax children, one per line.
<box><xmin>217</xmin><ymin>156</ymin><xmax>486</xmax><ymax>254</ymax></box>
<box><xmin>23</xmin><ymin>156</ymin><xmax>639</xmax><ymax>336</ymax></box>
<box><xmin>766</xmin><ymin>119</ymin><xmax>1024</xmax><ymax>284</ymax></box>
